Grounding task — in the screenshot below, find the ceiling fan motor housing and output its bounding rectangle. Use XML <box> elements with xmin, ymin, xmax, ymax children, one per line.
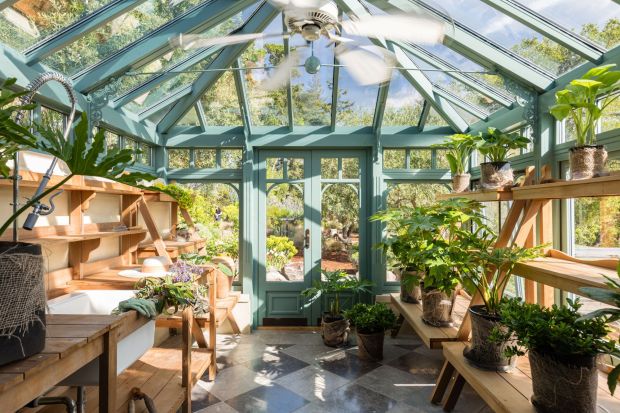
<box><xmin>284</xmin><ymin>1</ymin><xmax>339</xmax><ymax>41</ymax></box>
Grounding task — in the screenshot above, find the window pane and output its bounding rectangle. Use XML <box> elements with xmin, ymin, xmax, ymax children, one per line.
<box><xmin>177</xmin><ymin>107</ymin><xmax>200</xmax><ymax>127</ymax></box>
<box><xmin>383</xmin><ymin>71</ymin><xmax>424</xmax><ymax>126</ymax></box>
<box><xmin>168</xmin><ymin>148</ymin><xmax>190</xmax><ymax>169</ymax></box>
<box><xmin>195</xmin><ymin>149</ymin><xmax>216</xmax><ymax>169</ymax></box>
<box><xmin>201</xmin><ymin>72</ymin><xmax>242</xmax><ymax>126</ymax></box>
<box><xmin>383</xmin><ymin>149</ymin><xmax>406</xmax><ymax>169</ymax></box>
<box><xmin>105</xmin><ymin>130</ymin><xmax>120</xmax><ymax>152</ymax></box>
<box><xmin>286</xmin><ymin>158</ymin><xmax>304</xmax><ymax>180</ymax></box>
<box><xmin>435</xmin><ymin>149</ymin><xmax>450</xmax><ymax>169</ymax></box>
<box><xmin>140</xmin><ymin>143</ymin><xmax>152</xmax><ymax>166</ymax></box>
<box><xmin>125</xmin><ymin>137</ymin><xmax>137</xmax><ymax>161</ymax></box>
<box><xmin>321</xmin><ymin>158</ymin><xmax>338</xmax><ymax>179</ymax></box>
<box><xmin>601</xmin><ymin>93</ymin><xmax>620</xmax><ymax>133</ymax></box>
<box><xmin>342</xmin><ymin>158</ymin><xmax>359</xmax><ymax>179</ymax></box>
<box><xmin>424</xmin><ymin>107</ymin><xmax>448</xmax><ymax>128</ymax></box>
<box><xmin>410</xmin><ymin>149</ymin><xmax>431</xmax><ymax>169</ymax></box>
<box><xmin>266</xmin><ymin>158</ymin><xmax>283</xmax><ymax>180</ymax></box>
<box><xmin>322</xmin><ymin>183</ymin><xmax>360</xmax><ymax>276</ymax></box>
<box><xmin>40</xmin><ymin>106</ymin><xmax>64</xmax><ymax>131</ymax></box>
<box><xmin>221</xmin><ymin>149</ymin><xmax>242</xmax><ymax>169</ymax></box>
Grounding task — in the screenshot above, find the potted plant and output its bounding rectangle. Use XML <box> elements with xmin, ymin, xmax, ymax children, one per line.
<box><xmin>345</xmin><ymin>302</ymin><xmax>397</xmax><ymax>361</ymax></box>
<box><xmin>0</xmin><ymin>98</ymin><xmax>153</xmax><ymax>366</ymax></box>
<box><xmin>432</xmin><ymin>133</ymin><xmax>477</xmax><ymax>193</ymax></box>
<box><xmin>301</xmin><ymin>270</ymin><xmax>373</xmax><ymax>347</ymax></box>
<box><xmin>550</xmin><ymin>64</ymin><xmax>620</xmax><ymax>180</ymax></box>
<box><xmin>179</xmin><ymin>252</ymin><xmax>237</xmax><ymax>298</ymax></box>
<box><xmin>460</xmin><ymin>237</ymin><xmax>542</xmax><ymax>371</ymax></box>
<box><xmin>475</xmin><ymin>128</ymin><xmax>530</xmax><ymax>189</ymax></box>
<box><xmin>497</xmin><ymin>298</ymin><xmax>617</xmax><ymax>413</ymax></box>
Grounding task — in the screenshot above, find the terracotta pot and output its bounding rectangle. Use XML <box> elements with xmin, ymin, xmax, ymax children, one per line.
<box><xmin>356</xmin><ymin>330</ymin><xmax>385</xmax><ymax>361</ymax></box>
<box><xmin>529</xmin><ymin>350</ymin><xmax>598</xmax><ymax>413</ymax></box>
<box><xmin>463</xmin><ymin>305</ymin><xmax>516</xmax><ymax>372</ymax></box>
<box><xmin>399</xmin><ymin>269</ymin><xmax>422</xmax><ymax>304</ymax></box>
<box><xmin>593</xmin><ymin>145</ymin><xmax>608</xmax><ymax>177</ymax></box>
<box><xmin>480</xmin><ymin>161</ymin><xmax>513</xmax><ymax>189</ymax></box>
<box><xmin>569</xmin><ymin>145</ymin><xmax>597</xmax><ymax>180</ymax></box>
<box><xmin>321</xmin><ymin>313</ymin><xmax>350</xmax><ymax>347</ymax></box>
<box><xmin>0</xmin><ymin>242</ymin><xmax>46</xmax><ymax>366</ymax></box>
<box><xmin>211</xmin><ymin>256</ymin><xmax>236</xmax><ymax>299</ymax></box>
<box><xmin>451</xmin><ymin>173</ymin><xmax>471</xmax><ymax>193</ymax></box>
<box><xmin>421</xmin><ymin>288</ymin><xmax>455</xmax><ymax>327</ymax></box>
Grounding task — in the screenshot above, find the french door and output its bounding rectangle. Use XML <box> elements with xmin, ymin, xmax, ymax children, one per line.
<box><xmin>257</xmin><ymin>150</ymin><xmax>367</xmax><ymax>326</ymax></box>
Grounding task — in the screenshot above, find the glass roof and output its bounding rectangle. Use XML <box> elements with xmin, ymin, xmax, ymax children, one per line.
<box><xmin>0</xmin><ymin>0</ymin><xmax>617</xmax><ymax>135</ymax></box>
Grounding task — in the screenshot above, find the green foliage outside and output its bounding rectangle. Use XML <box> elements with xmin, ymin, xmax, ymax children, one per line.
<box><xmin>266</xmin><ymin>235</ymin><xmax>297</xmax><ymax>272</ymax></box>
<box><xmin>345</xmin><ymin>303</ymin><xmax>397</xmax><ymax>335</ymax></box>
<box><xmin>301</xmin><ymin>270</ymin><xmax>373</xmax><ymax>318</ymax></box>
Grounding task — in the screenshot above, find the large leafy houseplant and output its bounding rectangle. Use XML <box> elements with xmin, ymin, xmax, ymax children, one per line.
<box><xmin>475</xmin><ymin>128</ymin><xmax>530</xmax><ymax>190</ymax></box>
<box><xmin>496</xmin><ymin>298</ymin><xmax>617</xmax><ymax>412</ymax></box>
<box><xmin>301</xmin><ymin>270</ymin><xmax>373</xmax><ymax>347</ymax></box>
<box><xmin>345</xmin><ymin>303</ymin><xmax>397</xmax><ymax>361</ymax></box>
<box><xmin>432</xmin><ymin>133</ymin><xmax>477</xmax><ymax>193</ymax></box>
<box><xmin>549</xmin><ymin>64</ymin><xmax>620</xmax><ymax>180</ymax></box>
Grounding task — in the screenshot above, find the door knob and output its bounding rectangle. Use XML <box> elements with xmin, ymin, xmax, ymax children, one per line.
<box><xmin>304</xmin><ymin>229</ymin><xmax>310</xmax><ymax>249</ymax></box>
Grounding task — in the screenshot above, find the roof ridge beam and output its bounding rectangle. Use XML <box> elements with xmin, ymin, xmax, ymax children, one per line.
<box><xmin>368</xmin><ymin>0</ymin><xmax>555</xmax><ymax>91</ymax></box>
<box><xmin>73</xmin><ymin>0</ymin><xmax>257</xmax><ymax>93</ymax></box>
<box><xmin>158</xmin><ymin>2</ymin><xmax>279</xmax><ymax>133</ymax></box>
<box><xmin>24</xmin><ymin>0</ymin><xmax>148</xmax><ymax>64</ymax></box>
<box><xmin>396</xmin><ymin>42</ymin><xmax>514</xmax><ymax>107</ymax></box>
<box><xmin>480</xmin><ymin>0</ymin><xmax>604</xmax><ymax>61</ymax></box>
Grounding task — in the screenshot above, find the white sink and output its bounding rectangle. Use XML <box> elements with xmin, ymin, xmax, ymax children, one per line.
<box><xmin>47</xmin><ymin>290</ymin><xmax>155</xmax><ymax>386</ymax></box>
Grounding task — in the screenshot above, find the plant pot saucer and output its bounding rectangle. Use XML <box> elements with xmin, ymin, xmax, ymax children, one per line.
<box><xmin>463</xmin><ymin>346</ymin><xmax>515</xmax><ymax>372</ymax></box>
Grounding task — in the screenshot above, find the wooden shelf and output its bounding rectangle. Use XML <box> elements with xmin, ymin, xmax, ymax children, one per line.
<box><xmin>138</xmin><ymin>239</ymin><xmax>206</xmax><ymax>259</ymax></box>
<box><xmin>69</xmin><ymin>266</ymin><xmax>145</xmax><ymax>290</ymax></box>
<box><xmin>1</xmin><ymin>170</ymin><xmax>142</xmax><ymax>195</ymax></box>
<box><xmin>439</xmin><ymin>342</ymin><xmax>620</xmax><ymax>413</ymax></box>
<box><xmin>16</xmin><ymin>228</ymin><xmax>147</xmax><ymax>245</ymax></box>
<box><xmin>390</xmin><ymin>293</ymin><xmax>468</xmax><ymax>349</ymax></box>
<box><xmin>437</xmin><ymin>188</ymin><xmax>513</xmax><ymax>202</ymax></box>
<box><xmin>513</xmin><ymin>250</ymin><xmax>617</xmax><ymax>303</ymax></box>
<box><xmin>512</xmin><ymin>174</ymin><xmax>620</xmax><ymax>200</ymax></box>
<box><xmin>143</xmin><ymin>190</ymin><xmax>177</xmax><ymax>203</ymax></box>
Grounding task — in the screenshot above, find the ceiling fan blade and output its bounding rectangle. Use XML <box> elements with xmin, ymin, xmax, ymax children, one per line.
<box><xmin>268</xmin><ymin>0</ymin><xmax>330</xmax><ymax>10</ymax></box>
<box><xmin>340</xmin><ymin>14</ymin><xmax>445</xmax><ymax>44</ymax></box>
<box><xmin>171</xmin><ymin>32</ymin><xmax>288</xmax><ymax>50</ymax></box>
<box><xmin>335</xmin><ymin>44</ymin><xmax>396</xmax><ymax>86</ymax></box>
<box><xmin>258</xmin><ymin>50</ymin><xmax>303</xmax><ymax>91</ymax></box>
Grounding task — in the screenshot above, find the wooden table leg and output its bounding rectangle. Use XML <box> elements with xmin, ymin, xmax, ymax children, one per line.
<box><xmin>99</xmin><ymin>329</ymin><xmax>118</xmax><ymax>413</ymax></box>
<box><xmin>431</xmin><ymin>360</ymin><xmax>455</xmax><ymax>405</ymax></box>
<box><xmin>193</xmin><ymin>319</ymin><xmax>209</xmax><ymax>349</ymax></box>
<box><xmin>182</xmin><ymin>308</ymin><xmax>193</xmax><ymax>413</ymax></box>
<box><xmin>391</xmin><ymin>314</ymin><xmax>405</xmax><ymax>338</ymax></box>
<box><xmin>443</xmin><ymin>373</ymin><xmax>466</xmax><ymax>412</ymax></box>
<box><xmin>226</xmin><ymin>309</ymin><xmax>241</xmax><ymax>335</ymax></box>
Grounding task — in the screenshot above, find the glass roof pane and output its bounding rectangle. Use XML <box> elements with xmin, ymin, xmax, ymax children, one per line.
<box><xmin>382</xmin><ymin>70</ymin><xmax>424</xmax><ymax>127</ymax></box>
<box><xmin>0</xmin><ymin>0</ymin><xmax>113</xmax><ymax>52</ymax></box>
<box><xmin>517</xmin><ymin>0</ymin><xmax>620</xmax><ymax>49</ymax></box>
<box><xmin>453</xmin><ymin>106</ymin><xmax>481</xmax><ymax>125</ymax></box>
<box><xmin>42</xmin><ymin>0</ymin><xmax>208</xmax><ymax>76</ymax></box>
<box><xmin>177</xmin><ymin>106</ymin><xmax>200</xmax><ymax>127</ymax></box>
<box><xmin>424</xmin><ymin>107</ymin><xmax>448</xmax><ymax>127</ymax></box>
<box><xmin>200</xmin><ymin>71</ymin><xmax>242</xmax><ymax>126</ymax></box>
<box><xmin>241</xmin><ymin>16</ymin><xmax>288</xmax><ymax>127</ymax></box>
<box><xmin>423</xmin><ymin>0</ymin><xmax>585</xmax><ymax>75</ymax></box>
<box><xmin>291</xmin><ymin>36</ymin><xmax>333</xmax><ymax>126</ymax></box>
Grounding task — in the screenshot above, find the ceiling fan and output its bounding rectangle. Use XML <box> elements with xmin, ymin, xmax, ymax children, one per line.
<box><xmin>169</xmin><ymin>0</ymin><xmax>447</xmax><ymax>90</ymax></box>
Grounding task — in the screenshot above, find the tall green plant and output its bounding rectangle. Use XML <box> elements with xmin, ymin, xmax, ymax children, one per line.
<box><xmin>0</xmin><ymin>113</ymin><xmax>154</xmax><ymax>236</ymax></box>
<box><xmin>301</xmin><ymin>270</ymin><xmax>373</xmax><ymax>317</ymax></box>
<box><xmin>475</xmin><ymin>128</ymin><xmax>531</xmax><ymax>163</ymax></box>
<box><xmin>550</xmin><ymin>64</ymin><xmax>620</xmax><ymax>146</ymax></box>
<box><xmin>432</xmin><ymin>133</ymin><xmax>477</xmax><ymax>175</ymax></box>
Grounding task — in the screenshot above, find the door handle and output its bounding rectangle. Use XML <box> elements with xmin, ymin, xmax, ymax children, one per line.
<box><xmin>304</xmin><ymin>229</ymin><xmax>310</xmax><ymax>249</ymax></box>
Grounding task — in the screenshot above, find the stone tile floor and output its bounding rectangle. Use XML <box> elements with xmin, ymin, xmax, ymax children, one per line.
<box><xmin>192</xmin><ymin>331</ymin><xmax>491</xmax><ymax>413</ymax></box>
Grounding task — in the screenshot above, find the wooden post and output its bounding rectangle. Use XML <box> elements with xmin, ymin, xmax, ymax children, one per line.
<box><xmin>181</xmin><ymin>208</ymin><xmax>196</xmax><ymax>234</ymax></box>
<box><xmin>171</xmin><ymin>202</ymin><xmax>179</xmax><ymax>238</ymax></box>
<box><xmin>99</xmin><ymin>327</ymin><xmax>118</xmax><ymax>412</ymax></box>
<box><xmin>431</xmin><ymin>361</ymin><xmax>455</xmax><ymax>404</ymax></box>
<box><xmin>538</xmin><ymin>199</ymin><xmax>555</xmax><ymax>306</ymax></box>
<box><xmin>182</xmin><ymin>307</ymin><xmax>193</xmax><ymax>413</ymax></box>
<box><xmin>208</xmin><ymin>270</ymin><xmax>217</xmax><ymax>381</ymax></box>
<box><xmin>121</xmin><ymin>194</ymin><xmax>140</xmax><ymax>264</ymax></box>
<box><xmin>137</xmin><ymin>196</ymin><xmax>171</xmax><ymax>262</ymax></box>
<box><xmin>524</xmin><ymin>227</ymin><xmax>537</xmax><ymax>303</ymax></box>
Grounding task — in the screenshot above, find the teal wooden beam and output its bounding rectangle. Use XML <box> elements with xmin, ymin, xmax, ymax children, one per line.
<box><xmin>336</xmin><ymin>0</ymin><xmax>468</xmax><ymax>132</ymax></box>
<box><xmin>73</xmin><ymin>0</ymin><xmax>256</xmax><ymax>93</ymax></box>
<box><xmin>372</xmin><ymin>81</ymin><xmax>390</xmax><ymax>134</ymax></box>
<box><xmin>158</xmin><ymin>2</ymin><xmax>279</xmax><ymax>133</ymax></box>
<box><xmin>112</xmin><ymin>45</ymin><xmax>222</xmax><ymax>109</ymax></box>
<box><xmin>25</xmin><ymin>1</ymin><xmax>147</xmax><ymax>64</ymax></box>
<box><xmin>195</xmin><ymin>102</ymin><xmax>208</xmax><ymax>132</ymax></box>
<box><xmin>0</xmin><ymin>1</ymin><xmax>18</xmax><ymax>12</ymax></box>
<box><xmin>396</xmin><ymin>42</ymin><xmax>514</xmax><ymax>107</ymax></box>
<box><xmin>369</xmin><ymin>0</ymin><xmax>555</xmax><ymax>91</ymax></box>
<box><xmin>480</xmin><ymin>0</ymin><xmax>604</xmax><ymax>61</ymax></box>
<box><xmin>418</xmin><ymin>101</ymin><xmax>431</xmax><ymax>130</ymax></box>
<box><xmin>233</xmin><ymin>59</ymin><xmax>253</xmax><ymax>138</ymax></box>
<box><xmin>433</xmin><ymin>85</ymin><xmax>488</xmax><ymax>120</ymax></box>
<box><xmin>282</xmin><ymin>14</ymin><xmax>294</xmax><ymax>130</ymax></box>
<box><xmin>330</xmin><ymin>59</ymin><xmax>340</xmax><ymax>132</ymax></box>
<box><xmin>138</xmin><ymin>85</ymin><xmax>192</xmax><ymax>121</ymax></box>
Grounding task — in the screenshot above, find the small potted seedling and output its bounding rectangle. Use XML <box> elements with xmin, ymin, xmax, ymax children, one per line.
<box><xmin>550</xmin><ymin>64</ymin><xmax>620</xmax><ymax>180</ymax></box>
<box><xmin>301</xmin><ymin>270</ymin><xmax>373</xmax><ymax>347</ymax></box>
<box><xmin>432</xmin><ymin>133</ymin><xmax>477</xmax><ymax>193</ymax></box>
<box><xmin>475</xmin><ymin>128</ymin><xmax>530</xmax><ymax>189</ymax></box>
<box><xmin>345</xmin><ymin>302</ymin><xmax>397</xmax><ymax>361</ymax></box>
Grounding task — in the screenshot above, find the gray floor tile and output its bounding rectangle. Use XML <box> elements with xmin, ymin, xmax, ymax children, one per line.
<box><xmin>198</xmin><ymin>365</ymin><xmax>271</xmax><ymax>401</ymax></box>
<box><xmin>387</xmin><ymin>346</ymin><xmax>445</xmax><ymax>376</ymax></box>
<box><xmin>355</xmin><ymin>364</ymin><xmax>438</xmax><ymax>403</ymax></box>
<box><xmin>281</xmin><ymin>344</ymin><xmax>348</xmax><ymax>364</ymax></box>
<box><xmin>317</xmin><ymin>382</ymin><xmax>400</xmax><ymax>413</ymax></box>
<box><xmin>225</xmin><ymin>383</ymin><xmax>309</xmax><ymax>413</ymax></box>
<box><xmin>242</xmin><ymin>349</ymin><xmax>309</xmax><ymax>380</ymax></box>
<box><xmin>195</xmin><ymin>401</ymin><xmax>239</xmax><ymax>413</ymax></box>
<box><xmin>192</xmin><ymin>382</ymin><xmax>221</xmax><ymax>411</ymax></box>
<box><xmin>274</xmin><ymin>364</ymin><xmax>351</xmax><ymax>402</ymax></box>
<box><xmin>317</xmin><ymin>350</ymin><xmax>381</xmax><ymax>380</ymax></box>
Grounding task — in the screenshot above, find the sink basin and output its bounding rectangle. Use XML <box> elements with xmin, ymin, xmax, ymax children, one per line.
<box><xmin>47</xmin><ymin>290</ymin><xmax>155</xmax><ymax>386</ymax></box>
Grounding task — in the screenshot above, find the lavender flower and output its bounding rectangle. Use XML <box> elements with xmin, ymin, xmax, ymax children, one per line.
<box><xmin>170</xmin><ymin>260</ymin><xmax>203</xmax><ymax>283</ymax></box>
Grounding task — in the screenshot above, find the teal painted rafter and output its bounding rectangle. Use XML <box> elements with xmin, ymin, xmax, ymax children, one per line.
<box><xmin>330</xmin><ymin>58</ymin><xmax>340</xmax><ymax>132</ymax></box>
<box><xmin>372</xmin><ymin>80</ymin><xmax>390</xmax><ymax>134</ymax></box>
<box><xmin>233</xmin><ymin>59</ymin><xmax>253</xmax><ymax>137</ymax></box>
<box><xmin>336</xmin><ymin>0</ymin><xmax>467</xmax><ymax>132</ymax></box>
<box><xmin>0</xmin><ymin>1</ymin><xmax>18</xmax><ymax>12</ymax></box>
<box><xmin>433</xmin><ymin>85</ymin><xmax>488</xmax><ymax>120</ymax></box>
<box><xmin>397</xmin><ymin>42</ymin><xmax>514</xmax><ymax>107</ymax></box>
<box><xmin>24</xmin><ymin>0</ymin><xmax>147</xmax><ymax>64</ymax></box>
<box><xmin>282</xmin><ymin>14</ymin><xmax>294</xmax><ymax>130</ymax></box>
<box><xmin>73</xmin><ymin>0</ymin><xmax>257</xmax><ymax>93</ymax></box>
<box><xmin>158</xmin><ymin>2</ymin><xmax>279</xmax><ymax>134</ymax></box>
<box><xmin>480</xmin><ymin>0</ymin><xmax>604</xmax><ymax>61</ymax></box>
<box><xmin>369</xmin><ymin>0</ymin><xmax>555</xmax><ymax>91</ymax></box>
<box><xmin>196</xmin><ymin>102</ymin><xmax>208</xmax><ymax>132</ymax></box>
<box><xmin>418</xmin><ymin>101</ymin><xmax>431</xmax><ymax>130</ymax></box>
<box><xmin>112</xmin><ymin>46</ymin><xmax>222</xmax><ymax>109</ymax></box>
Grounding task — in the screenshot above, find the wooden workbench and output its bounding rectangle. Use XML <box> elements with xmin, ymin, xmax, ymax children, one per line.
<box><xmin>0</xmin><ymin>313</ymin><xmax>136</xmax><ymax>412</ymax></box>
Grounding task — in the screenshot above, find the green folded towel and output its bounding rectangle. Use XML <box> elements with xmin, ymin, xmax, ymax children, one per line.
<box><xmin>113</xmin><ymin>298</ymin><xmax>158</xmax><ymax>319</ymax></box>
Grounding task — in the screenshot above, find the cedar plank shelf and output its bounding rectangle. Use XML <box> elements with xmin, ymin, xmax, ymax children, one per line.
<box><xmin>514</xmin><ymin>250</ymin><xmax>618</xmax><ymax>304</ymax></box>
<box><xmin>511</xmin><ymin>174</ymin><xmax>620</xmax><ymax>200</ymax></box>
<box><xmin>436</xmin><ymin>188</ymin><xmax>513</xmax><ymax>202</ymax></box>
<box><xmin>435</xmin><ymin>342</ymin><xmax>620</xmax><ymax>413</ymax></box>
<box><xmin>138</xmin><ymin>239</ymin><xmax>206</xmax><ymax>260</ymax></box>
<box><xmin>9</xmin><ymin>227</ymin><xmax>147</xmax><ymax>245</ymax></box>
<box><xmin>390</xmin><ymin>293</ymin><xmax>469</xmax><ymax>349</ymax></box>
